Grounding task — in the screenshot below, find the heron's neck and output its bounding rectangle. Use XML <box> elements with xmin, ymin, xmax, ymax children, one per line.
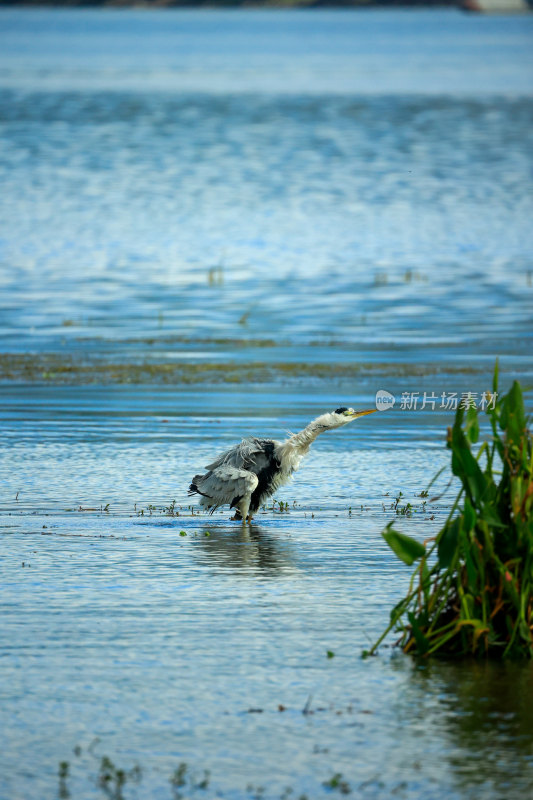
<box><xmin>278</xmin><ymin>415</ymin><xmax>330</xmax><ymax>462</ymax></box>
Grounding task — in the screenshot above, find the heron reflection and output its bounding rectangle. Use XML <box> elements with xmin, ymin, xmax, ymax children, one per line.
<box><xmin>195</xmin><ymin>523</ymin><xmax>297</xmax><ymax>576</ymax></box>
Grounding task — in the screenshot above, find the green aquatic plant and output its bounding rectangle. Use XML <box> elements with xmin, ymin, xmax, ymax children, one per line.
<box><xmin>323</xmin><ymin>772</ymin><xmax>351</xmax><ymax>794</ymax></box>
<box><xmin>170</xmin><ymin>762</ymin><xmax>210</xmax><ymax>799</ymax></box>
<box><xmin>367</xmin><ymin>367</ymin><xmax>533</xmax><ymax>659</ymax></box>
<box><xmin>58</xmin><ymin>761</ymin><xmax>70</xmax><ymax>799</ymax></box>
<box><xmin>97</xmin><ymin>756</ymin><xmax>141</xmax><ymax>800</ymax></box>
<box><xmin>170</xmin><ymin>763</ymin><xmax>188</xmax><ymax>798</ymax></box>
<box><xmin>166</xmin><ymin>499</ymin><xmax>178</xmax><ymax>516</ymax></box>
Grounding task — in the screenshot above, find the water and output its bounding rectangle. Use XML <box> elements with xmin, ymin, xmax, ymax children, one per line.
<box><xmin>1</xmin><ymin>9</ymin><xmax>533</xmax><ymax>800</ymax></box>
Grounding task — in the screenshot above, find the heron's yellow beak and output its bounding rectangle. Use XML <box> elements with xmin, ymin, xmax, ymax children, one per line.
<box><xmin>348</xmin><ymin>409</ymin><xmax>377</xmax><ymax>418</ymax></box>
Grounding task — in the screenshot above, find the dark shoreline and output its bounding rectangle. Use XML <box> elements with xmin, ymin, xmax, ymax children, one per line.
<box><xmin>0</xmin><ymin>1</ymin><xmax>458</xmax><ymax>8</ymax></box>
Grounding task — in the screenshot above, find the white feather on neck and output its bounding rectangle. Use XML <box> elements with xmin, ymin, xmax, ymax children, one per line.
<box><xmin>275</xmin><ymin>413</ymin><xmax>338</xmax><ymax>477</ymax></box>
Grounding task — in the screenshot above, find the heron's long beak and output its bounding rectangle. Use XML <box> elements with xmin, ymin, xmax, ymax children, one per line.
<box><xmin>348</xmin><ymin>409</ymin><xmax>377</xmax><ymax>418</ymax></box>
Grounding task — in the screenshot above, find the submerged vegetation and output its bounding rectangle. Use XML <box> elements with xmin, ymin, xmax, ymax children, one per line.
<box><xmin>56</xmin><ymin>747</ymin><xmax>382</xmax><ymax>800</ymax></box>
<box><xmin>368</xmin><ymin>366</ymin><xmax>533</xmax><ymax>659</ymax></box>
<box><xmin>0</xmin><ymin>352</ymin><xmax>481</xmax><ymax>385</ymax></box>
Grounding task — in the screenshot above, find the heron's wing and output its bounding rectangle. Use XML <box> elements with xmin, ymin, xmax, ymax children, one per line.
<box><xmin>193</xmin><ymin>466</ymin><xmax>259</xmax><ymax>510</ymax></box>
<box><xmin>204</xmin><ymin>437</ymin><xmax>276</xmax><ymax>471</ymax></box>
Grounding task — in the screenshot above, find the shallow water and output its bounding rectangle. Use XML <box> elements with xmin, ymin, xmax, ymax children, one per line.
<box><xmin>1</xmin><ymin>9</ymin><xmax>533</xmax><ymax>800</ymax></box>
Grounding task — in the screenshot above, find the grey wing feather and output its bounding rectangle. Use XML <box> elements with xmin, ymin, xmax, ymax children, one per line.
<box><xmin>194</xmin><ymin>466</ymin><xmax>259</xmax><ymax>510</ymax></box>
<box><xmin>204</xmin><ymin>437</ymin><xmax>272</xmax><ymax>471</ymax></box>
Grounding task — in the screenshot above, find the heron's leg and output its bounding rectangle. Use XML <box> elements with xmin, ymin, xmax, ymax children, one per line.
<box><xmin>237</xmin><ymin>497</ymin><xmax>251</xmax><ymax>525</ymax></box>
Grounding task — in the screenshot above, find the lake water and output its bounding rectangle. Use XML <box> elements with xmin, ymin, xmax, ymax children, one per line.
<box><xmin>1</xmin><ymin>8</ymin><xmax>533</xmax><ymax>800</ymax></box>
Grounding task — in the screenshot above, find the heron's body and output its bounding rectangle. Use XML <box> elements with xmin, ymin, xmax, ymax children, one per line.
<box><xmin>188</xmin><ymin>407</ymin><xmax>376</xmax><ymax>523</ymax></box>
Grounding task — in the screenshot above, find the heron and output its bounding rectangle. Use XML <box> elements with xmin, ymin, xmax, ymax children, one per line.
<box><xmin>188</xmin><ymin>406</ymin><xmax>377</xmax><ymax>523</ymax></box>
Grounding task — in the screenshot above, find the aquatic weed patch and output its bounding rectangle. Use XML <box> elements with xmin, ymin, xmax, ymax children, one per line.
<box><xmin>0</xmin><ymin>352</ymin><xmax>482</xmax><ymax>385</ymax></box>
<box><xmin>367</xmin><ymin>366</ymin><xmax>533</xmax><ymax>659</ymax></box>
<box><xmin>54</xmin><ymin>745</ymin><xmax>410</xmax><ymax>800</ymax></box>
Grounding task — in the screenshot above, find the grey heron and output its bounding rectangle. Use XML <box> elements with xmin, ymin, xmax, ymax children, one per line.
<box><xmin>188</xmin><ymin>407</ymin><xmax>377</xmax><ymax>523</ymax></box>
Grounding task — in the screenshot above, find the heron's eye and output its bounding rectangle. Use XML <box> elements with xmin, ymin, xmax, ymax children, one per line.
<box><xmin>335</xmin><ymin>407</ymin><xmax>348</xmax><ymax>414</ymax></box>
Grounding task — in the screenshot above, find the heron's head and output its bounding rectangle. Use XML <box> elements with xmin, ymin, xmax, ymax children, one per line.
<box><xmin>315</xmin><ymin>406</ymin><xmax>377</xmax><ymax>431</ymax></box>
